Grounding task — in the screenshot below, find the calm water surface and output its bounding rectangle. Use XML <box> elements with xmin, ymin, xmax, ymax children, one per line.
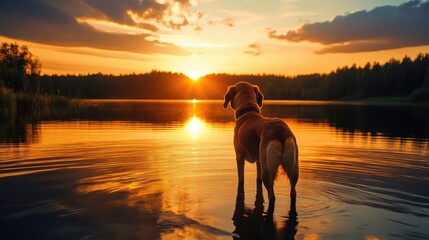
<box><xmin>1</xmin><ymin>100</ymin><xmax>429</xmax><ymax>240</ymax></box>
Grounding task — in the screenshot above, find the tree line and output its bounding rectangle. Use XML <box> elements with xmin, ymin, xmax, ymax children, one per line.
<box><xmin>1</xmin><ymin>42</ymin><xmax>428</xmax><ymax>101</ymax></box>
<box><xmin>39</xmin><ymin>54</ymin><xmax>429</xmax><ymax>101</ymax></box>
<box><xmin>317</xmin><ymin>54</ymin><xmax>429</xmax><ymax>100</ymax></box>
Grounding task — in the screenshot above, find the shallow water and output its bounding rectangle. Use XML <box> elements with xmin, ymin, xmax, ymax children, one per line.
<box><xmin>1</xmin><ymin>100</ymin><xmax>429</xmax><ymax>240</ymax></box>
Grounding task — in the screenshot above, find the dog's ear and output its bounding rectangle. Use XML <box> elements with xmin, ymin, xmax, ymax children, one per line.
<box><xmin>223</xmin><ymin>86</ymin><xmax>236</xmax><ymax>108</ymax></box>
<box><xmin>254</xmin><ymin>86</ymin><xmax>264</xmax><ymax>107</ymax></box>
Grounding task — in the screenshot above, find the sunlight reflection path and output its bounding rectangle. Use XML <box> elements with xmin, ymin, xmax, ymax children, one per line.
<box><xmin>185</xmin><ymin>116</ymin><xmax>206</xmax><ymax>139</ymax></box>
<box><xmin>184</xmin><ymin>100</ymin><xmax>206</xmax><ymax>139</ymax></box>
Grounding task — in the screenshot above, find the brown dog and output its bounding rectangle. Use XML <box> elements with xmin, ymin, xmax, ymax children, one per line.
<box><xmin>223</xmin><ymin>81</ymin><xmax>298</xmax><ymax>213</ymax></box>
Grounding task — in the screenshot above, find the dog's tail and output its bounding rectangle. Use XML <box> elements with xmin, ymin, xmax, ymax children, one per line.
<box><xmin>266</xmin><ymin>137</ymin><xmax>299</xmax><ymax>185</ymax></box>
<box><xmin>281</xmin><ymin>137</ymin><xmax>299</xmax><ymax>186</ymax></box>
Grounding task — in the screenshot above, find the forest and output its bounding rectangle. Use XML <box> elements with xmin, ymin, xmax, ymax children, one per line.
<box><xmin>39</xmin><ymin>54</ymin><xmax>429</xmax><ymax>101</ymax></box>
<box><xmin>1</xmin><ymin>41</ymin><xmax>429</xmax><ymax>102</ymax></box>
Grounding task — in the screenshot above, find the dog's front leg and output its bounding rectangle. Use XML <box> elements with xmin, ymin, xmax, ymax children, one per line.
<box><xmin>236</xmin><ymin>155</ymin><xmax>245</xmax><ymax>187</ymax></box>
<box><xmin>256</xmin><ymin>161</ymin><xmax>262</xmax><ymax>185</ymax></box>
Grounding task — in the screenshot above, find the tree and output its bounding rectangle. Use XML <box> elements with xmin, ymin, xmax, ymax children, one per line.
<box><xmin>0</xmin><ymin>42</ymin><xmax>42</xmax><ymax>92</ymax></box>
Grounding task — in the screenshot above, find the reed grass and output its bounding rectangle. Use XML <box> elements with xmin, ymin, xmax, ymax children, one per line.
<box><xmin>0</xmin><ymin>86</ymin><xmax>17</xmax><ymax>118</ymax></box>
<box><xmin>1</xmin><ymin>85</ymin><xmax>84</xmax><ymax>119</ymax></box>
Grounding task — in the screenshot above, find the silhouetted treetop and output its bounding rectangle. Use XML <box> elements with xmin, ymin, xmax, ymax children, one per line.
<box><xmin>0</xmin><ymin>42</ymin><xmax>42</xmax><ymax>92</ymax></box>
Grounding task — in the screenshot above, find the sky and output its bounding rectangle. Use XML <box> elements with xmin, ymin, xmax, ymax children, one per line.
<box><xmin>1</xmin><ymin>0</ymin><xmax>429</xmax><ymax>78</ymax></box>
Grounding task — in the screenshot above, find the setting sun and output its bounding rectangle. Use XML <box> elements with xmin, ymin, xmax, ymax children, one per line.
<box><xmin>185</xmin><ymin>70</ymin><xmax>205</xmax><ymax>81</ymax></box>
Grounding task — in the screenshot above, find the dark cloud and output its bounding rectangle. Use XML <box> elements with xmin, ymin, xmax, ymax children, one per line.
<box><xmin>68</xmin><ymin>0</ymin><xmax>195</xmax><ymax>29</ymax></box>
<box><xmin>83</xmin><ymin>0</ymin><xmax>158</xmax><ymax>25</ymax></box>
<box><xmin>244</xmin><ymin>43</ymin><xmax>261</xmax><ymax>56</ymax></box>
<box><xmin>267</xmin><ymin>0</ymin><xmax>429</xmax><ymax>54</ymax></box>
<box><xmin>0</xmin><ymin>0</ymin><xmax>191</xmax><ymax>55</ymax></box>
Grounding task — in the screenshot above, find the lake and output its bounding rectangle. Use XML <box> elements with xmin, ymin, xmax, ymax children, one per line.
<box><xmin>1</xmin><ymin>100</ymin><xmax>429</xmax><ymax>240</ymax></box>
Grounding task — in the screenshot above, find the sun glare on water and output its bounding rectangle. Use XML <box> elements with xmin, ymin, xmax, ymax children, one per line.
<box><xmin>185</xmin><ymin>115</ymin><xmax>206</xmax><ymax>138</ymax></box>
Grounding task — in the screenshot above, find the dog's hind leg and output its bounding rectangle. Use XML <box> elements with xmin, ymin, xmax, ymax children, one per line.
<box><xmin>261</xmin><ymin>169</ymin><xmax>275</xmax><ymax>213</ymax></box>
<box><xmin>265</xmin><ymin>140</ymin><xmax>283</xmax><ymax>213</ymax></box>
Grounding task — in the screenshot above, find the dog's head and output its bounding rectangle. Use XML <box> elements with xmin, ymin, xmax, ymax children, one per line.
<box><xmin>223</xmin><ymin>81</ymin><xmax>264</xmax><ymax>110</ymax></box>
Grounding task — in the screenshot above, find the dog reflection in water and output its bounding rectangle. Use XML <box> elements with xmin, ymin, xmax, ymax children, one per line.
<box><xmin>232</xmin><ymin>184</ymin><xmax>298</xmax><ymax>239</ymax></box>
<box><xmin>224</xmin><ymin>81</ymin><xmax>299</xmax><ymax>213</ymax></box>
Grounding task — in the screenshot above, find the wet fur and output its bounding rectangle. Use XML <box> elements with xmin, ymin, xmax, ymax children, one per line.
<box><xmin>224</xmin><ymin>81</ymin><xmax>298</xmax><ymax>213</ymax></box>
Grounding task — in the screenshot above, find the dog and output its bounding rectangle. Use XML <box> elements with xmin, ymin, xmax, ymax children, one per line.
<box><xmin>223</xmin><ymin>81</ymin><xmax>298</xmax><ymax>213</ymax></box>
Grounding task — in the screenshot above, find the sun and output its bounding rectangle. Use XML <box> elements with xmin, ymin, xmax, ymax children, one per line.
<box><xmin>185</xmin><ymin>70</ymin><xmax>205</xmax><ymax>81</ymax></box>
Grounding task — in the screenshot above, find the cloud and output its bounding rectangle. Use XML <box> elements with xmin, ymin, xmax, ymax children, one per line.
<box><xmin>267</xmin><ymin>0</ymin><xmax>429</xmax><ymax>53</ymax></box>
<box><xmin>75</xmin><ymin>0</ymin><xmax>198</xmax><ymax>30</ymax></box>
<box><xmin>0</xmin><ymin>0</ymin><xmax>198</xmax><ymax>55</ymax></box>
<box><xmin>244</xmin><ymin>43</ymin><xmax>261</xmax><ymax>56</ymax></box>
<box><xmin>128</xmin><ymin>0</ymin><xmax>201</xmax><ymax>30</ymax></box>
<box><xmin>222</xmin><ymin>18</ymin><xmax>235</xmax><ymax>27</ymax></box>
<box><xmin>207</xmin><ymin>17</ymin><xmax>236</xmax><ymax>28</ymax></box>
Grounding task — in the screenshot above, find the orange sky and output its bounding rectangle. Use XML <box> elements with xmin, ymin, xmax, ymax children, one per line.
<box><xmin>1</xmin><ymin>0</ymin><xmax>429</xmax><ymax>77</ymax></box>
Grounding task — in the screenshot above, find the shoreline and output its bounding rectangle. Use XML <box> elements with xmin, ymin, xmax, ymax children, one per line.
<box><xmin>80</xmin><ymin>98</ymin><xmax>429</xmax><ymax>106</ymax></box>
